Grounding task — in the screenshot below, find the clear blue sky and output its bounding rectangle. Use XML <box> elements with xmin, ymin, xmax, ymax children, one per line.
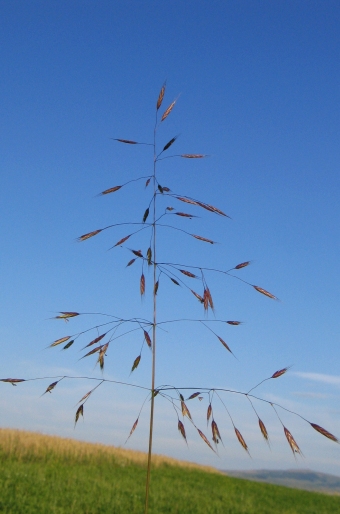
<box><xmin>1</xmin><ymin>1</ymin><xmax>339</xmax><ymax>475</ymax></box>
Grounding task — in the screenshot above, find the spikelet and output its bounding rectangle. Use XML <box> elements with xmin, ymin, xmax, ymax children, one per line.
<box><xmin>206</xmin><ymin>287</ymin><xmax>214</xmax><ymax>311</ymax></box>
<box><xmin>97</xmin><ymin>343</ymin><xmax>109</xmax><ymax>370</ymax></box>
<box><xmin>175</xmin><ymin>212</ymin><xmax>195</xmax><ymax>218</ymax></box>
<box><xmin>63</xmin><ymin>339</ymin><xmax>74</xmax><ymax>350</ymax></box>
<box><xmin>126</xmin><ymin>258</ymin><xmax>136</xmax><ymax>267</ymax></box>
<box><xmin>78</xmin><ymin>229</ymin><xmax>102</xmax><ymax>242</ymax></box>
<box><xmin>193</xmin><ymin>200</ymin><xmax>228</xmax><ymax>217</ymax></box>
<box><xmin>130</xmin><ymin>418</ymin><xmax>139</xmax><ymax>436</ymax></box>
<box><xmin>43</xmin><ymin>381</ymin><xmax>59</xmax><ymax>395</ymax></box>
<box><xmin>181</xmin><ymin>154</ymin><xmax>206</xmax><ymax>158</ymax></box>
<box><xmin>140</xmin><ymin>273</ymin><xmax>145</xmax><ymax>296</ymax></box>
<box><xmin>154</xmin><ymin>280</ymin><xmax>159</xmax><ymax>295</ymax></box>
<box><xmin>145</xmin><ymin>178</ymin><xmax>151</xmax><ymax>187</ymax></box>
<box><xmin>179</xmin><ymin>269</ymin><xmax>196</xmax><ymax>278</ymax></box>
<box><xmin>207</xmin><ymin>403</ymin><xmax>212</xmax><ymax>425</ymax></box>
<box><xmin>192</xmin><ymin>234</ymin><xmax>215</xmax><ymax>244</ymax></box>
<box><xmin>271</xmin><ymin>367</ymin><xmax>290</xmax><ymax>379</ymax></box>
<box><xmin>178</xmin><ymin>420</ymin><xmax>187</xmax><ymax>444</ymax></box>
<box><xmin>0</xmin><ymin>378</ymin><xmax>25</xmax><ymax>385</ymax></box>
<box><xmin>156</xmin><ymin>82</ymin><xmax>166</xmax><ymax>110</ymax></box>
<box><xmin>158</xmin><ymin>184</ymin><xmax>164</xmax><ymax>193</ymax></box>
<box><xmin>197</xmin><ymin>201</ymin><xmax>214</xmax><ymax>213</ymax></box>
<box><xmin>203</xmin><ymin>289</ymin><xmax>209</xmax><ymax>311</ymax></box>
<box><xmin>284</xmin><ymin>426</ymin><xmax>302</xmax><ymax>457</ymax></box>
<box><xmin>130</xmin><ymin>355</ymin><xmax>141</xmax><ymax>373</ymax></box>
<box><xmin>78</xmin><ymin>390</ymin><xmax>92</xmax><ymax>404</ymax></box>
<box><xmin>50</xmin><ymin>336</ymin><xmax>71</xmax><ymax>348</ymax></box>
<box><xmin>205</xmin><ymin>203</ymin><xmax>228</xmax><ymax>217</ymax></box>
<box><xmin>114</xmin><ymin>139</ymin><xmax>138</xmax><ymax>144</ymax></box>
<box><xmin>132</xmin><ymin>249</ymin><xmax>143</xmax><ymax>258</ymax></box>
<box><xmin>97</xmin><ymin>352</ymin><xmax>104</xmax><ymax>370</ymax></box>
<box><xmin>181</xmin><ymin>401</ymin><xmax>192</xmax><ymax>420</ymax></box>
<box><xmin>100</xmin><ymin>185</ymin><xmax>122</xmax><ymax>195</ymax></box>
<box><xmin>75</xmin><ymin>404</ymin><xmax>84</xmax><ymax>426</ymax></box>
<box><xmin>211</xmin><ymin>425</ymin><xmax>218</xmax><ymax>445</ymax></box>
<box><xmin>147</xmin><ymin>247</ymin><xmax>152</xmax><ymax>265</ymax></box>
<box><xmin>125</xmin><ymin>418</ymin><xmax>139</xmax><ymax>443</ymax></box>
<box><xmin>191</xmin><ymin>289</ymin><xmax>204</xmax><ymax>303</ymax></box>
<box><xmin>83</xmin><ymin>333</ymin><xmax>106</xmax><ymax>349</ymax></box>
<box><xmin>217</xmin><ymin>336</ymin><xmax>233</xmax><ymax>355</ymax></box>
<box><xmin>176</xmin><ymin>197</ymin><xmax>200</xmax><ymax>206</ymax></box>
<box><xmin>197</xmin><ymin>428</ymin><xmax>216</xmax><ymax>453</ymax></box>
<box><xmin>114</xmin><ymin>234</ymin><xmax>131</xmax><ymax>247</ymax></box>
<box><xmin>143</xmin><ymin>208</ymin><xmax>149</xmax><ymax>223</ymax></box>
<box><xmin>211</xmin><ymin>419</ymin><xmax>223</xmax><ymax>445</ymax></box>
<box><xmin>187</xmin><ymin>392</ymin><xmax>201</xmax><ymax>400</ymax></box>
<box><xmin>253</xmin><ymin>285</ymin><xmax>277</xmax><ymax>300</ymax></box>
<box><xmin>170</xmin><ymin>278</ymin><xmax>180</xmax><ymax>286</ymax></box>
<box><xmin>227</xmin><ymin>321</ymin><xmax>241</xmax><ymax>325</ymax></box>
<box><xmin>55</xmin><ymin>312</ymin><xmax>79</xmax><ymax>319</ymax></box>
<box><xmin>161</xmin><ymin>99</ymin><xmax>177</xmax><ymax>122</ymax></box>
<box><xmin>82</xmin><ymin>345</ymin><xmax>103</xmax><ymax>359</ymax></box>
<box><xmin>235</xmin><ymin>428</ymin><xmax>250</xmax><ymax>455</ymax></box>
<box><xmin>144</xmin><ymin>330</ymin><xmax>151</xmax><ymax>349</ymax></box>
<box><xmin>310</xmin><ymin>423</ymin><xmax>338</xmax><ymax>443</ymax></box>
<box><xmin>163</xmin><ymin>136</ymin><xmax>177</xmax><ymax>152</ymax></box>
<box><xmin>258</xmin><ymin>418</ymin><xmax>270</xmax><ymax>444</ymax></box>
<box><xmin>234</xmin><ymin>261</ymin><xmax>250</xmax><ymax>270</ymax></box>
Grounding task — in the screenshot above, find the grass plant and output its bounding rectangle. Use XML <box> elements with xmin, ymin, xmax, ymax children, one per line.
<box><xmin>1</xmin><ymin>84</ymin><xmax>338</xmax><ymax>513</ymax></box>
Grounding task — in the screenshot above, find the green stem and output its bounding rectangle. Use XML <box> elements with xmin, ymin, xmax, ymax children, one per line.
<box><xmin>144</xmin><ymin>116</ymin><xmax>158</xmax><ymax>514</ymax></box>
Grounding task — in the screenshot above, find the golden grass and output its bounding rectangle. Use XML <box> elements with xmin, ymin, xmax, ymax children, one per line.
<box><xmin>0</xmin><ymin>428</ymin><xmax>220</xmax><ymax>473</ymax></box>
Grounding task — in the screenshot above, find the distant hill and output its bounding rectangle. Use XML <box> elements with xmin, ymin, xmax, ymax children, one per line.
<box><xmin>223</xmin><ymin>469</ymin><xmax>340</xmax><ymax>494</ymax></box>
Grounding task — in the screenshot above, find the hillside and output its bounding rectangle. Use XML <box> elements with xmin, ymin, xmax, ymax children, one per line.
<box><xmin>225</xmin><ymin>469</ymin><xmax>340</xmax><ymax>494</ymax></box>
<box><xmin>1</xmin><ymin>428</ymin><xmax>340</xmax><ymax>513</ymax></box>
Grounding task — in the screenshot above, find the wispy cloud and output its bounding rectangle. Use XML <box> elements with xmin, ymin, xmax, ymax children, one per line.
<box><xmin>292</xmin><ymin>392</ymin><xmax>332</xmax><ymax>399</ymax></box>
<box><xmin>293</xmin><ymin>372</ymin><xmax>340</xmax><ymax>386</ymax></box>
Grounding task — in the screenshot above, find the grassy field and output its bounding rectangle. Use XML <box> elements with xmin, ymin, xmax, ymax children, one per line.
<box><xmin>1</xmin><ymin>429</ymin><xmax>340</xmax><ymax>514</ymax></box>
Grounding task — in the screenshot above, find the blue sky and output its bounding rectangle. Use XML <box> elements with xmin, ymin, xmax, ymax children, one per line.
<box><xmin>1</xmin><ymin>1</ymin><xmax>340</xmax><ymax>475</ymax></box>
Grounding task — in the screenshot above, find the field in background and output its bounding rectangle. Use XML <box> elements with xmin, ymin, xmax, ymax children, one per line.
<box><xmin>0</xmin><ymin>428</ymin><xmax>217</xmax><ymax>472</ymax></box>
<box><xmin>225</xmin><ymin>469</ymin><xmax>340</xmax><ymax>494</ymax></box>
<box><xmin>1</xmin><ymin>428</ymin><xmax>340</xmax><ymax>514</ymax></box>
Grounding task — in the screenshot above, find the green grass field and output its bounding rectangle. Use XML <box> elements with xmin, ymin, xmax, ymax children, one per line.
<box><xmin>1</xmin><ymin>429</ymin><xmax>339</xmax><ymax>514</ymax></box>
